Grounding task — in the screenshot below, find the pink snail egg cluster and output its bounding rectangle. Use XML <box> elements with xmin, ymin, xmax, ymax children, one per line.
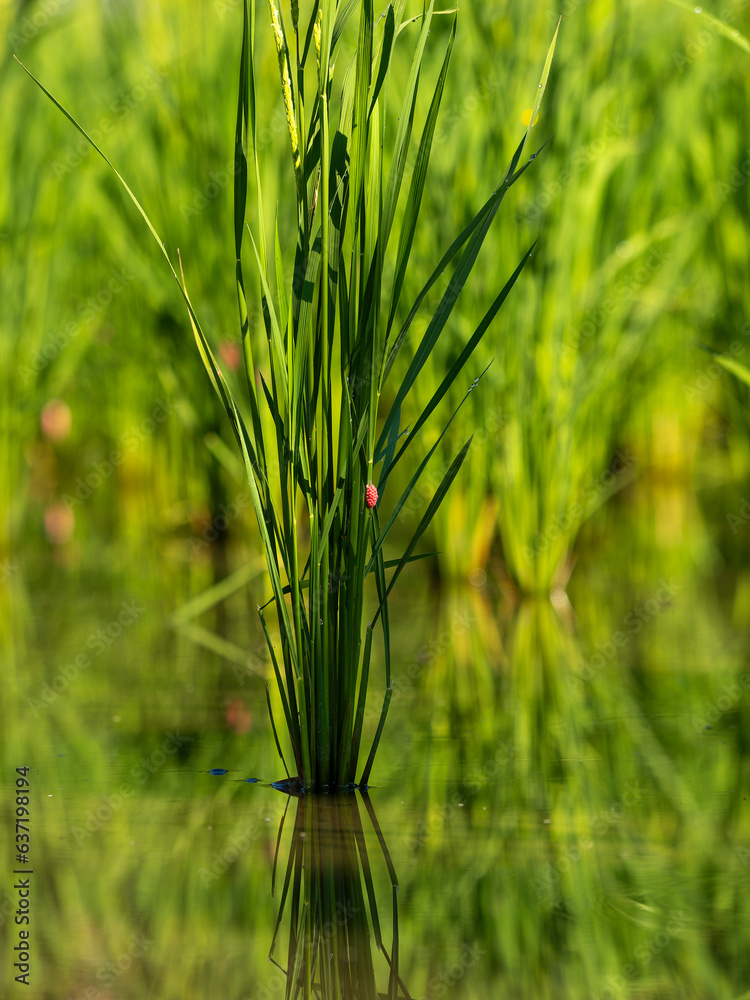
<box><xmin>365</xmin><ymin>484</ymin><xmax>378</xmax><ymax>509</ymax></box>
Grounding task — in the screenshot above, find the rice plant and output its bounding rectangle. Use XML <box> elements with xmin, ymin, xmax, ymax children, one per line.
<box><xmin>17</xmin><ymin>2</ymin><xmax>558</xmax><ymax>790</ymax></box>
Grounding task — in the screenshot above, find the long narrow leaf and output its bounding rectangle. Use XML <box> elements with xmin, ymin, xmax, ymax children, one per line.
<box><xmin>388</xmin><ymin>246</ymin><xmax>535</xmax><ymax>474</ymax></box>
<box><xmin>386</xmin><ymin>16</ymin><xmax>455</xmax><ymax>335</ymax></box>
<box><xmin>371</xmin><ymin>436</ymin><xmax>472</xmax><ymax>626</ymax></box>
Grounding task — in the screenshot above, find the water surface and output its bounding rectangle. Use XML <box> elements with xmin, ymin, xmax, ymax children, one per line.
<box><xmin>3</xmin><ymin>499</ymin><xmax>749</xmax><ymax>999</ymax></box>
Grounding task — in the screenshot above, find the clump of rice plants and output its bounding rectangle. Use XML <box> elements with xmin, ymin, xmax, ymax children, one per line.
<box><xmin>17</xmin><ymin>2</ymin><xmax>558</xmax><ymax>790</ymax></box>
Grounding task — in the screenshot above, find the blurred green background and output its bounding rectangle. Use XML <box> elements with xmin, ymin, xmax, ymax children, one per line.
<box><xmin>2</xmin><ymin>0</ymin><xmax>750</xmax><ymax>996</ymax></box>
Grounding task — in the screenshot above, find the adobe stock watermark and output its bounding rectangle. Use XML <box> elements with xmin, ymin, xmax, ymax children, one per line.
<box><xmin>672</xmin><ymin>0</ymin><xmax>750</xmax><ymax>72</ymax></box>
<box><xmin>406</xmin><ymin>66</ymin><xmax>508</xmax><ymax>184</ymax></box>
<box><xmin>567</xmin><ymin>578</ymin><xmax>681</xmax><ymax>691</ymax></box>
<box><xmin>236</xmin><ymin>900</ymin><xmax>360</xmax><ymax>1000</ymax></box>
<box><xmin>71</xmin><ymin>731</ymin><xmax>191</xmax><ymax>846</ymax></box>
<box><xmin>524</xmin><ymin>448</ymin><xmax>636</xmax><ymax>559</ymax></box>
<box><xmin>726</xmin><ymin>496</ymin><xmax>750</xmax><ymax>534</ymax></box>
<box><xmin>407</xmin><ymin>736</ymin><xmax>519</xmax><ymax>861</ymax></box>
<box><xmin>8</xmin><ymin>0</ymin><xmax>71</xmax><ymax>52</ymax></box>
<box><xmin>52</xmin><ymin>68</ymin><xmax>169</xmax><ymax>179</ymax></box>
<box><xmin>363</xmin><ymin>609</ymin><xmax>478</xmax><ymax>726</ymax></box>
<box><xmin>1</xmin><ymin>558</ymin><xmax>18</xmax><ymax>584</ymax></box>
<box><xmin>179</xmin><ymin>155</ymin><xmax>237</xmax><ymax>220</ymax></box>
<box><xmin>65</xmin><ymin>932</ymin><xmax>153</xmax><ymax>1000</ymax></box>
<box><xmin>27</xmin><ymin>600</ymin><xmax>145</xmax><ymax>716</ymax></box>
<box><xmin>532</xmin><ymin>782</ymin><xmax>644</xmax><ymax>900</ymax></box>
<box><xmin>185</xmin><ymin>454</ymin><xmax>281</xmax><ymax>560</ymax></box>
<box><xmin>714</xmin><ymin>146</ymin><xmax>750</xmax><ymax>203</ymax></box>
<box><xmin>588</xmin><ymin>911</ymin><xmax>689</xmax><ymax>1000</ymax></box>
<box><xmin>514</xmin><ymin>118</ymin><xmax>625</xmax><ymax>226</ymax></box>
<box><xmin>691</xmin><ymin>673</ymin><xmax>750</xmax><ymax>733</ymax></box>
<box><xmin>180</xmin><ymin>103</ymin><xmax>303</xmax><ymax>220</ymax></box>
<box><xmin>683</xmin><ymin>325</ymin><xmax>750</xmax><ymax>401</ymax></box>
<box><xmin>422</xmin><ymin>943</ymin><xmax>486</xmax><ymax>999</ymax></box>
<box><xmin>199</xmin><ymin>799</ymin><xmax>288</xmax><ymax>885</ymax></box>
<box><xmin>560</xmin><ymin>243</ymin><xmax>672</xmax><ymax>357</ymax></box>
<box><xmin>60</xmin><ymin>398</ymin><xmax>175</xmax><ymax>511</ymax></box>
<box><xmin>17</xmin><ymin>268</ymin><xmax>134</xmax><ymax>384</ymax></box>
<box><xmin>189</xmin><ymin>491</ymin><xmax>254</xmax><ymax>555</ymax></box>
<box><xmin>397</xmin><ymin>405</ymin><xmax>511</xmax><ymax>523</ymax></box>
<box><xmin>231</xmin><ymin>640</ymin><xmax>272</xmax><ymax>684</ymax></box>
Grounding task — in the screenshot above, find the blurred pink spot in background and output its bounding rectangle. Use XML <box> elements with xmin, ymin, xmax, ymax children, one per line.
<box><xmin>44</xmin><ymin>503</ymin><xmax>75</xmax><ymax>545</ymax></box>
<box><xmin>225</xmin><ymin>698</ymin><xmax>252</xmax><ymax>735</ymax></box>
<box><xmin>40</xmin><ymin>399</ymin><xmax>72</xmax><ymax>442</ymax></box>
<box><xmin>218</xmin><ymin>340</ymin><xmax>241</xmax><ymax>372</ymax></box>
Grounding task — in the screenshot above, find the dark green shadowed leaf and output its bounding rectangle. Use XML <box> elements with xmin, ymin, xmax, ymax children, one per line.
<box><xmin>368</xmin><ymin>4</ymin><xmax>396</xmax><ymax>119</ymax></box>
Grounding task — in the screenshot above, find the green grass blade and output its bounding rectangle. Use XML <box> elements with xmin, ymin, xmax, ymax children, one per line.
<box><xmin>664</xmin><ymin>0</ymin><xmax>750</xmax><ymax>55</ymax></box>
<box><xmin>300</xmin><ymin>0</ymin><xmax>321</xmax><ymax>65</ymax></box>
<box><xmin>386</xmin><ymin>16</ymin><xmax>455</xmax><ymax>335</ymax></box>
<box><xmin>379</xmin><ymin>552</ymin><xmax>437</xmax><ymax>571</ymax></box>
<box><xmin>359</xmin><ymin>686</ymin><xmax>392</xmax><ymax>787</ymax></box>
<box><xmin>275</xmin><ymin>214</ymin><xmax>289</xmax><ymax>337</ymax></box>
<box><xmin>381</xmin><ymin>0</ymin><xmax>435</xmax><ymax>250</ymax></box>
<box><xmin>348</xmin><ymin>625</ymin><xmax>374</xmax><ymax>782</ymax></box>
<box><xmin>14</xmin><ymin>56</ymin><xmax>171</xmax><ymax>269</ymax></box>
<box><xmin>331</xmin><ymin>0</ymin><xmax>359</xmax><ymax>53</ymax></box>
<box><xmin>376</xmin><ymin>401</ymin><xmax>401</xmax><ymax>495</ymax></box>
<box><xmin>377</xmin><ymin>201</ymin><xmax>504</xmax><ymax>453</ymax></box>
<box><xmin>371</xmin><ymin>436</ymin><xmax>472</xmax><ymax>625</ymax></box>
<box><xmin>517</xmin><ymin>17</ymin><xmax>560</xmax><ymax>165</ymax></box>
<box><xmin>389</xmin><ymin>245</ymin><xmax>535</xmax><ymax>472</ymax></box>
<box><xmin>247</xmin><ymin>228</ymin><xmax>289</xmax><ymax>413</ymax></box>
<box><xmin>14</xmin><ymin>55</ymin><xmax>268</xmax><ymax>472</ymax></box>
<box><xmin>368</xmin><ymin>4</ymin><xmax>396</xmax><ymax>118</ymax></box>
<box><xmin>379</xmin><ymin>178</ymin><xmax>515</xmax><ymax>405</ymax></box>
<box><xmin>367</xmin><ymin>380</ymin><xmax>478</xmax><ymax>576</ymax></box>
<box><xmin>396</xmin><ymin>6</ymin><xmax>457</xmax><ymax>34</ymax></box>
<box><xmin>372</xmin><ymin>507</ymin><xmax>392</xmax><ymax>689</ymax></box>
<box><xmin>707</xmin><ymin>348</ymin><xmax>750</xmax><ymax>388</ymax></box>
<box><xmin>170</xmin><ymin>560</ymin><xmax>264</xmax><ymax>624</ymax></box>
<box><xmin>260</xmin><ymin>608</ymin><xmax>302</xmax><ymax>770</ymax></box>
<box><xmin>265</xmin><ymin>681</ymin><xmax>291</xmax><ymax>778</ymax></box>
<box><xmin>291</xmin><ymin>230</ymin><xmax>323</xmax><ymax>435</ymax></box>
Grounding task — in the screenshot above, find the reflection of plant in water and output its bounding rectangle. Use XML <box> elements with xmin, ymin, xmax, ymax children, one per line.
<box><xmin>268</xmin><ymin>791</ymin><xmax>411</xmax><ymax>999</ymax></box>
<box><xmin>393</xmin><ymin>594</ymin><xmax>704</xmax><ymax>996</ymax></box>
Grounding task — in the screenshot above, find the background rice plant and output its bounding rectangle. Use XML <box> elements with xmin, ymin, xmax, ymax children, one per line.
<box><xmin>390</xmin><ymin>2</ymin><xmax>750</xmax><ymax>594</ymax></box>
